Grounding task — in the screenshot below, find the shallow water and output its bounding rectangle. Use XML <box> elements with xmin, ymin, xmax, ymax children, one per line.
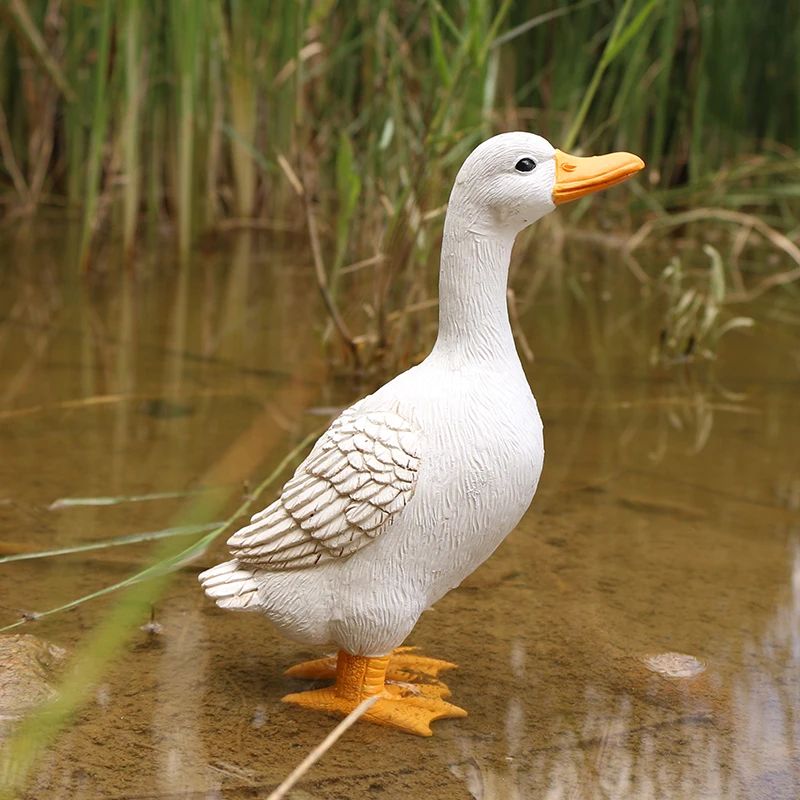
<box><xmin>1</xmin><ymin>228</ymin><xmax>799</xmax><ymax>799</ymax></box>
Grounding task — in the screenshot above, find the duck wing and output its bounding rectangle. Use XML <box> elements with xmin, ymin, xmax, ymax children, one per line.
<box><xmin>225</xmin><ymin>406</ymin><xmax>421</xmax><ymax>570</ymax></box>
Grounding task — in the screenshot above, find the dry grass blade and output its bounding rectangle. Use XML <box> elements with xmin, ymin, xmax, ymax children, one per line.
<box><xmin>0</xmin><ymin>389</ymin><xmax>240</xmax><ymax>422</ymax></box>
<box><xmin>266</xmin><ymin>695</ymin><xmax>380</xmax><ymax>800</ymax></box>
<box><xmin>339</xmin><ymin>253</ymin><xmax>386</xmax><ymax>275</ymax></box>
<box><xmin>491</xmin><ymin>0</ymin><xmax>602</xmax><ymax>48</ymax></box>
<box><xmin>277</xmin><ymin>152</ymin><xmax>304</xmax><ymax>197</ymax></box>
<box><xmin>625</xmin><ymin>207</ymin><xmax>800</xmax><ymax>300</ymax></box>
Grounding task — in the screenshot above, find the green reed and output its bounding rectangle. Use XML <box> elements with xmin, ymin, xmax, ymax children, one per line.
<box><xmin>120</xmin><ymin>0</ymin><xmax>142</xmax><ymax>259</ymax></box>
<box><xmin>0</xmin><ymin>0</ymin><xmax>798</xmax><ymax>361</ymax></box>
<box><xmin>76</xmin><ymin>0</ymin><xmax>113</xmax><ymax>272</ymax></box>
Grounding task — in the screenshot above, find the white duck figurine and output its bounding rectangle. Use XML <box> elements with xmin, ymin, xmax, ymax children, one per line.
<box><xmin>200</xmin><ymin>132</ymin><xmax>643</xmax><ymax>736</ymax></box>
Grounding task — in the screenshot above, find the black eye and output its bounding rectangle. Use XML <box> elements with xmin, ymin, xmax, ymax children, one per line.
<box><xmin>515</xmin><ymin>158</ymin><xmax>536</xmax><ymax>172</ymax></box>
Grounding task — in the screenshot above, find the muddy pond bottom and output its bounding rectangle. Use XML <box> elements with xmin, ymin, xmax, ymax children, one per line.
<box><xmin>1</xmin><ymin>231</ymin><xmax>799</xmax><ymax>799</ymax></box>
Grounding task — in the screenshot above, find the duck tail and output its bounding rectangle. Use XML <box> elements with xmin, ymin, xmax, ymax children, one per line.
<box><xmin>198</xmin><ymin>559</ymin><xmax>260</xmax><ymax>611</ymax></box>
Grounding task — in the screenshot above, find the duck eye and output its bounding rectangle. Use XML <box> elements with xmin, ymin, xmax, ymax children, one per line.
<box><xmin>515</xmin><ymin>158</ymin><xmax>536</xmax><ymax>173</ymax></box>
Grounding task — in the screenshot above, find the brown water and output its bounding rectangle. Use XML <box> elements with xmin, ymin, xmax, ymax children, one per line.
<box><xmin>1</xmin><ymin>228</ymin><xmax>799</xmax><ymax>799</ymax></box>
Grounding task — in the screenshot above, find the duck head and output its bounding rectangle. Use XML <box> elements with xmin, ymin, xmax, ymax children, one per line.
<box><xmin>448</xmin><ymin>132</ymin><xmax>644</xmax><ymax>237</ymax></box>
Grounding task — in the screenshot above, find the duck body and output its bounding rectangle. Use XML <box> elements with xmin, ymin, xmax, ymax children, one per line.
<box><xmin>200</xmin><ymin>132</ymin><xmax>643</xmax><ymax>735</ymax></box>
<box><xmin>243</xmin><ymin>350</ymin><xmax>543</xmax><ymax>656</ymax></box>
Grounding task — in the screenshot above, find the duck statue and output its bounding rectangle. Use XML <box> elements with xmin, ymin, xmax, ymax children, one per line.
<box><xmin>200</xmin><ymin>132</ymin><xmax>644</xmax><ymax>736</ymax></box>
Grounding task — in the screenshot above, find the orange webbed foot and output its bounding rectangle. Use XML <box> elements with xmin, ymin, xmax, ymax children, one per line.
<box><xmin>282</xmin><ymin>650</ymin><xmax>467</xmax><ymax>737</ymax></box>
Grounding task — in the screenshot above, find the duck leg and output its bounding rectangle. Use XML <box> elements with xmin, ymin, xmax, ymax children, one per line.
<box><xmin>282</xmin><ymin>650</ymin><xmax>467</xmax><ymax>736</ymax></box>
<box><xmin>285</xmin><ymin>646</ymin><xmax>457</xmax><ymax>684</ymax></box>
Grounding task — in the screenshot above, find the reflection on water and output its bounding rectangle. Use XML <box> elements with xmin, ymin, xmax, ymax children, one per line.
<box><xmin>1</xmin><ymin>228</ymin><xmax>799</xmax><ymax>798</ymax></box>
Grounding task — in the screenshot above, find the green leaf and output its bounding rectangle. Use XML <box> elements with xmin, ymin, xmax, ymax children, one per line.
<box><xmin>336</xmin><ymin>131</ymin><xmax>361</xmax><ymax>221</ymax></box>
<box><xmin>378</xmin><ymin>117</ymin><xmax>395</xmax><ymax>151</ymax></box>
<box><xmin>430</xmin><ymin>13</ymin><xmax>451</xmax><ymax>86</ymax></box>
<box><xmin>0</xmin><ymin>523</ymin><xmax>222</xmax><ymax>564</ymax></box>
<box><xmin>330</xmin><ymin>132</ymin><xmax>362</xmax><ymax>290</ymax></box>
<box><xmin>715</xmin><ymin>316</ymin><xmax>755</xmax><ymax>339</ymax></box>
<box><xmin>604</xmin><ymin>0</ymin><xmax>661</xmax><ymax>64</ymax></box>
<box><xmin>703</xmin><ymin>244</ymin><xmax>727</xmax><ymax>304</ymax></box>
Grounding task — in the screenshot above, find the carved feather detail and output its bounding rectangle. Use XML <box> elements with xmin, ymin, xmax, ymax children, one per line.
<box><xmin>226</xmin><ymin>407</ymin><xmax>421</xmax><ymax>570</ymax></box>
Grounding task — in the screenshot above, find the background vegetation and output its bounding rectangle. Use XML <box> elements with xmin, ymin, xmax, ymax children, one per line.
<box><xmin>1</xmin><ymin>0</ymin><xmax>799</xmax><ymax>367</ymax></box>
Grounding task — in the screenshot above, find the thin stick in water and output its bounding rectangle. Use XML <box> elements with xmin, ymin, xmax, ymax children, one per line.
<box><xmin>266</xmin><ymin>695</ymin><xmax>379</xmax><ymax>800</ymax></box>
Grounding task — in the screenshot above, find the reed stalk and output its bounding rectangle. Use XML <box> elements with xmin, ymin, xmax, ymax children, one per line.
<box><xmin>169</xmin><ymin>0</ymin><xmax>202</xmax><ymax>264</ymax></box>
<box><xmin>225</xmin><ymin>0</ymin><xmax>259</xmax><ymax>218</ymax></box>
<box><xmin>0</xmin><ymin>0</ymin><xmax>795</xmax><ymax>352</ymax></box>
<box><xmin>76</xmin><ymin>0</ymin><xmax>113</xmax><ymax>272</ymax></box>
<box><xmin>120</xmin><ymin>0</ymin><xmax>142</xmax><ymax>259</ymax></box>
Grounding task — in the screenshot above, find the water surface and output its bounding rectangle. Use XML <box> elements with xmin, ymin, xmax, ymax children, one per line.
<box><xmin>1</xmin><ymin>228</ymin><xmax>799</xmax><ymax>799</ymax></box>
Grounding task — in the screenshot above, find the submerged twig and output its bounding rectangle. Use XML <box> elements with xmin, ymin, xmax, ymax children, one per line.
<box><xmin>266</xmin><ymin>695</ymin><xmax>380</xmax><ymax>800</ymax></box>
<box><xmin>0</xmin><ymin>389</ymin><xmax>242</xmax><ymax>423</ymax></box>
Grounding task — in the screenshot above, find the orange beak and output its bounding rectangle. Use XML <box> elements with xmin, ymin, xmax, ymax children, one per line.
<box><xmin>552</xmin><ymin>149</ymin><xmax>645</xmax><ymax>205</ymax></box>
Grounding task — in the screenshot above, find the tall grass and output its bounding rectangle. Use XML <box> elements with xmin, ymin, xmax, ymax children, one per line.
<box><xmin>0</xmin><ymin>1</ymin><xmax>798</xmax><ymax>362</ymax></box>
<box><xmin>2</xmin><ymin>1</ymin><xmax>796</xmax><ymax>231</ymax></box>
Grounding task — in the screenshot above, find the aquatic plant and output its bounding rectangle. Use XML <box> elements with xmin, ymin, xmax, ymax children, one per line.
<box><xmin>651</xmin><ymin>245</ymin><xmax>754</xmax><ymax>366</ymax></box>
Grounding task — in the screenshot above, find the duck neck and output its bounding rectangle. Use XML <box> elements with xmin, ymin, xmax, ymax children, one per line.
<box><xmin>430</xmin><ymin>216</ymin><xmax>518</xmax><ymax>367</ymax></box>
